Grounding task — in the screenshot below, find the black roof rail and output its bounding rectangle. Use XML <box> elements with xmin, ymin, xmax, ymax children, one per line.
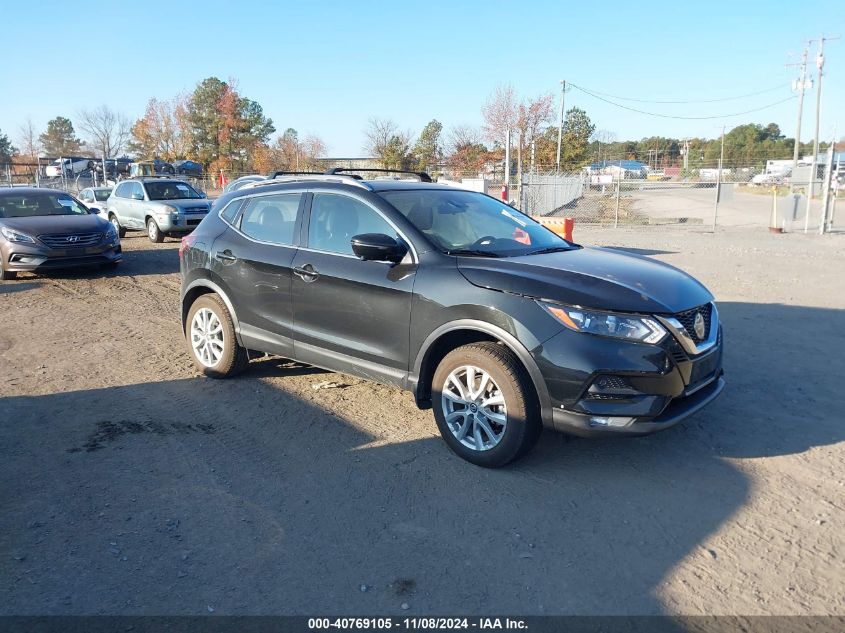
<box><xmin>267</xmin><ymin>170</ymin><xmax>363</xmax><ymax>180</ymax></box>
<box><xmin>325</xmin><ymin>167</ymin><xmax>432</xmax><ymax>183</ymax></box>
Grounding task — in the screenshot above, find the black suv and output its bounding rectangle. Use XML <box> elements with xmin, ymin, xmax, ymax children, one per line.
<box><xmin>179</xmin><ymin>170</ymin><xmax>724</xmax><ymax>467</ymax></box>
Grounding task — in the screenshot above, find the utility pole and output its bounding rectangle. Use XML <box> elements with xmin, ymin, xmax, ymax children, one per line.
<box><xmin>556</xmin><ymin>80</ymin><xmax>565</xmax><ymax>173</ymax></box>
<box><xmin>712</xmin><ymin>126</ymin><xmax>725</xmax><ymax>232</ymax></box>
<box><xmin>787</xmin><ymin>46</ymin><xmax>810</xmax><ymax>170</ymax></box>
<box><xmin>804</xmin><ymin>34</ymin><xmax>839</xmax><ymax>233</ymax></box>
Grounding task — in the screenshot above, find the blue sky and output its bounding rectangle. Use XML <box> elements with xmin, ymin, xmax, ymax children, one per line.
<box><xmin>1</xmin><ymin>0</ymin><xmax>842</xmax><ymax>156</ymax></box>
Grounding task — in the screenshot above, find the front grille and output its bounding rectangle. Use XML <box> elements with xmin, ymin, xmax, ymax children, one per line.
<box><xmin>585</xmin><ymin>392</ymin><xmax>630</xmax><ymax>401</ymax></box>
<box><xmin>593</xmin><ymin>376</ymin><xmax>629</xmax><ymax>390</ymax></box>
<box><xmin>184</xmin><ymin>206</ymin><xmax>208</xmax><ymax>213</ymax></box>
<box><xmin>674</xmin><ymin>303</ymin><xmax>712</xmax><ymax>343</ymax></box>
<box><xmin>39</xmin><ymin>232</ymin><xmax>103</xmax><ymax>248</ymax></box>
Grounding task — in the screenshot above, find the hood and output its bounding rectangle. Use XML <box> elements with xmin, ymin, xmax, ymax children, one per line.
<box><xmin>457</xmin><ymin>246</ymin><xmax>713</xmax><ymax>314</ymax></box>
<box><xmin>166</xmin><ymin>199</ymin><xmax>211</xmax><ymax>211</ymax></box>
<box><xmin>0</xmin><ymin>213</ymin><xmax>110</xmax><ymax>236</ymax></box>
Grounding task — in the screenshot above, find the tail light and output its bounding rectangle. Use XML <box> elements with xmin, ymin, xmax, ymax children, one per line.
<box><xmin>179</xmin><ymin>234</ymin><xmax>197</xmax><ymax>259</ymax></box>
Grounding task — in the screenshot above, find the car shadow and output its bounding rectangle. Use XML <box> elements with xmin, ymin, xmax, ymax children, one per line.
<box><xmin>0</xmin><ymin>281</ymin><xmax>42</xmax><ymax>295</ymax></box>
<box><xmin>0</xmin><ymin>303</ymin><xmax>842</xmax><ymax>617</ymax></box>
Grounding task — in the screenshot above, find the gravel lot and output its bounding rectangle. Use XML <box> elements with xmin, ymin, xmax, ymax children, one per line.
<box><xmin>1</xmin><ymin>225</ymin><xmax>843</xmax><ymax>616</ymax></box>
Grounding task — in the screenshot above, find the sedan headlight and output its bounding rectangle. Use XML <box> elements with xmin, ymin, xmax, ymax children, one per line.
<box><xmin>0</xmin><ymin>226</ymin><xmax>36</xmax><ymax>244</ymax></box>
<box><xmin>540</xmin><ymin>302</ymin><xmax>667</xmax><ymax>344</ymax></box>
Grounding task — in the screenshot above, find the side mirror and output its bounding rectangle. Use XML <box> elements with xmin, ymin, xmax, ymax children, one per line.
<box><xmin>351</xmin><ymin>233</ymin><xmax>407</xmax><ymax>264</ymax></box>
<box><xmin>89</xmin><ymin>207</ymin><xmax>101</xmax><ymax>214</ymax></box>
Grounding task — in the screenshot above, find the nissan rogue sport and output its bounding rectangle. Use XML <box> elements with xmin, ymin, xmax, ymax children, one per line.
<box><xmin>179</xmin><ymin>170</ymin><xmax>724</xmax><ymax>467</ymax></box>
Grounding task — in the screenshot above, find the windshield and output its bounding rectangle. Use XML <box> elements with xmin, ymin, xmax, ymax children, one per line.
<box><xmin>379</xmin><ymin>189</ymin><xmax>575</xmax><ymax>257</ymax></box>
<box><xmin>144</xmin><ymin>181</ymin><xmax>202</xmax><ymax>201</ymax></box>
<box><xmin>0</xmin><ymin>192</ymin><xmax>90</xmax><ymax>218</ymax></box>
<box><xmin>94</xmin><ymin>189</ymin><xmax>112</xmax><ymax>201</ymax></box>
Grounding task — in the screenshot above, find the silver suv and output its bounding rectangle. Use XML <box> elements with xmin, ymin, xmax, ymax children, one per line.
<box><xmin>106</xmin><ymin>178</ymin><xmax>211</xmax><ymax>243</ymax></box>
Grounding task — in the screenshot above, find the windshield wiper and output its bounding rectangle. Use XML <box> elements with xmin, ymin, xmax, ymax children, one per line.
<box><xmin>445</xmin><ymin>248</ymin><xmax>502</xmax><ymax>258</ymax></box>
<box><xmin>525</xmin><ymin>246</ymin><xmax>575</xmax><ymax>256</ymax></box>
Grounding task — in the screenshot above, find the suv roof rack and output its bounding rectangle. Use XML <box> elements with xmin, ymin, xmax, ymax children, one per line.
<box><xmin>267</xmin><ymin>170</ymin><xmax>359</xmax><ymax>179</ymax></box>
<box><xmin>245</xmin><ymin>174</ymin><xmax>372</xmax><ymax>191</ymax></box>
<box><xmin>325</xmin><ymin>167</ymin><xmax>432</xmax><ymax>182</ymax></box>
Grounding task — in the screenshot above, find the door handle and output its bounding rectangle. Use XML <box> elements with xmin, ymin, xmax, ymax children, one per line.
<box><xmin>293</xmin><ymin>264</ymin><xmax>319</xmax><ymax>282</ymax></box>
<box><xmin>215</xmin><ymin>250</ymin><xmax>237</xmax><ymax>262</ymax></box>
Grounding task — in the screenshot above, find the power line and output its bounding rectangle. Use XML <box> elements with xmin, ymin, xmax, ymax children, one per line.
<box><xmin>569</xmin><ymin>83</ymin><xmax>797</xmax><ymax>120</ymax></box>
<box><xmin>575</xmin><ymin>84</ymin><xmax>787</xmax><ymax>104</ymax></box>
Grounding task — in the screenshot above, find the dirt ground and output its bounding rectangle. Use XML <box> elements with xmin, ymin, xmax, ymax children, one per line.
<box><xmin>1</xmin><ymin>225</ymin><xmax>843</xmax><ymax>616</ymax></box>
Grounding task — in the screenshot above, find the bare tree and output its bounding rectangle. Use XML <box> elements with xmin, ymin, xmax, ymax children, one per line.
<box><xmin>481</xmin><ymin>84</ymin><xmax>518</xmax><ymax>147</ymax></box>
<box><xmin>364</xmin><ymin>118</ymin><xmax>412</xmax><ymax>168</ymax></box>
<box><xmin>17</xmin><ymin>119</ymin><xmax>40</xmax><ymax>161</ymax></box>
<box><xmin>78</xmin><ymin>105</ymin><xmax>131</xmax><ymax>158</ymax></box>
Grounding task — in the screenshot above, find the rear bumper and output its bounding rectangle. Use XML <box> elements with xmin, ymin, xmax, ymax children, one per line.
<box><xmin>551</xmin><ymin>375</ymin><xmax>725</xmax><ymax>437</ymax></box>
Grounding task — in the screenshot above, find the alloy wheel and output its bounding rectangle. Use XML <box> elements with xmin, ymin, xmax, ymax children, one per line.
<box><xmin>441</xmin><ymin>365</ymin><xmax>508</xmax><ymax>451</ymax></box>
<box><xmin>190</xmin><ymin>308</ymin><xmax>225</xmax><ymax>368</ymax></box>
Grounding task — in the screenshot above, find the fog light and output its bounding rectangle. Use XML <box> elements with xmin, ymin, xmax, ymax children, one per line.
<box><xmin>588</xmin><ymin>416</ymin><xmax>634</xmax><ymax>428</ymax></box>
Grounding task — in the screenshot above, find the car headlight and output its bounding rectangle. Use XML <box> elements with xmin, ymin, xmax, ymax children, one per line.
<box><xmin>0</xmin><ymin>226</ymin><xmax>36</xmax><ymax>244</ymax></box>
<box><xmin>540</xmin><ymin>302</ymin><xmax>667</xmax><ymax>344</ymax></box>
<box><xmin>105</xmin><ymin>223</ymin><xmax>119</xmax><ymax>240</ymax></box>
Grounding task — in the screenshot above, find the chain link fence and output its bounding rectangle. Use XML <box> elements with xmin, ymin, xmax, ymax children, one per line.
<box><xmin>3</xmin><ymin>161</ymin><xmax>842</xmax><ymax>233</ymax></box>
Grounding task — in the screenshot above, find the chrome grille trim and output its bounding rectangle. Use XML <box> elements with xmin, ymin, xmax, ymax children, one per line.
<box><xmin>38</xmin><ymin>232</ymin><xmax>104</xmax><ymax>248</ymax></box>
<box><xmin>656</xmin><ymin>302</ymin><xmax>720</xmax><ymax>356</ymax></box>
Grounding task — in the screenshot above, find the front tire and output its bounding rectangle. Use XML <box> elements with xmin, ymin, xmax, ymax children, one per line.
<box><xmin>109</xmin><ymin>214</ymin><xmax>126</xmax><ymax>238</ymax></box>
<box><xmin>186</xmin><ymin>294</ymin><xmax>249</xmax><ymax>378</ymax></box>
<box><xmin>147</xmin><ymin>218</ymin><xmax>164</xmax><ymax>243</ymax></box>
<box><xmin>432</xmin><ymin>342</ymin><xmax>541</xmax><ymax>468</ymax></box>
<box><xmin>0</xmin><ymin>258</ymin><xmax>17</xmax><ymax>281</ymax></box>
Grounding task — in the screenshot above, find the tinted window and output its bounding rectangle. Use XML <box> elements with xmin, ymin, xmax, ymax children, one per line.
<box><xmin>220</xmin><ymin>199</ymin><xmax>244</xmax><ymax>225</ymax></box>
<box><xmin>308</xmin><ymin>194</ymin><xmax>398</xmax><ymax>255</ymax></box>
<box><xmin>144</xmin><ymin>181</ymin><xmax>201</xmax><ymax>200</ymax></box>
<box><xmin>94</xmin><ymin>189</ymin><xmax>112</xmax><ymax>201</ymax></box>
<box><xmin>239</xmin><ymin>194</ymin><xmax>301</xmax><ymax>245</ymax></box>
<box><xmin>0</xmin><ymin>193</ymin><xmax>89</xmax><ymax>218</ymax></box>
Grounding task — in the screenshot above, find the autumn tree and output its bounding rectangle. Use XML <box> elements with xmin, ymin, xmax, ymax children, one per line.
<box><xmin>364</xmin><ymin>118</ymin><xmax>412</xmax><ymax>169</ymax></box>
<box><xmin>411</xmin><ymin>119</ymin><xmax>443</xmax><ymax>172</ymax></box>
<box><xmin>445</xmin><ymin>125</ymin><xmax>490</xmax><ymax>177</ymax></box>
<box><xmin>482</xmin><ymin>85</ymin><xmax>553</xmax><ymax>177</ymax></box>
<box><xmin>0</xmin><ymin>129</ymin><xmax>16</xmax><ymax>163</ymax></box>
<box><xmin>17</xmin><ymin>119</ymin><xmax>40</xmax><ymax>161</ymax></box>
<box><xmin>78</xmin><ymin>105</ymin><xmax>131</xmax><ymax>158</ymax></box>
<box><xmin>129</xmin><ymin>97</ymin><xmax>190</xmax><ymax>160</ymax></box>
<box><xmin>186</xmin><ymin>77</ymin><xmax>274</xmax><ymax>172</ymax></box>
<box><xmin>268</xmin><ymin>128</ymin><xmax>326</xmax><ymax>172</ymax></box>
<box><xmin>39</xmin><ymin>116</ymin><xmax>81</xmax><ymax>156</ymax></box>
<box><xmin>481</xmin><ymin>84</ymin><xmax>518</xmax><ymax>148</ymax></box>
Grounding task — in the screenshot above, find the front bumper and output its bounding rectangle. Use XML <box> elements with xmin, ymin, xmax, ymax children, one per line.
<box><xmin>3</xmin><ymin>242</ymin><xmax>122</xmax><ymax>272</ymax></box>
<box><xmin>534</xmin><ymin>324</ymin><xmax>724</xmax><ymax>437</ymax></box>
<box><xmin>157</xmin><ymin>214</ymin><xmax>207</xmax><ymax>233</ymax></box>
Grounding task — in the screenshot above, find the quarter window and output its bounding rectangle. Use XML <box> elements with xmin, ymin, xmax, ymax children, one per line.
<box><xmin>308</xmin><ymin>194</ymin><xmax>398</xmax><ymax>256</ymax></box>
<box><xmin>239</xmin><ymin>193</ymin><xmax>301</xmax><ymax>245</ymax></box>
<box><xmin>220</xmin><ymin>199</ymin><xmax>244</xmax><ymax>225</ymax></box>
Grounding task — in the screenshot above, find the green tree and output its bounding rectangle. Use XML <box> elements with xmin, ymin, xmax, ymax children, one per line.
<box><xmin>560</xmin><ymin>107</ymin><xmax>594</xmax><ymax>167</ymax></box>
<box><xmin>411</xmin><ymin>119</ymin><xmax>443</xmax><ymax>172</ymax></box>
<box><xmin>39</xmin><ymin>116</ymin><xmax>81</xmax><ymax>156</ymax></box>
<box><xmin>0</xmin><ymin>129</ymin><xmax>17</xmax><ymax>163</ymax></box>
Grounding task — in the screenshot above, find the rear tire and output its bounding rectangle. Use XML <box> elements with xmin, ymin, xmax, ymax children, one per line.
<box><xmin>147</xmin><ymin>218</ymin><xmax>164</xmax><ymax>243</ymax></box>
<box><xmin>432</xmin><ymin>342</ymin><xmax>541</xmax><ymax>468</ymax></box>
<box><xmin>186</xmin><ymin>293</ymin><xmax>249</xmax><ymax>378</ymax></box>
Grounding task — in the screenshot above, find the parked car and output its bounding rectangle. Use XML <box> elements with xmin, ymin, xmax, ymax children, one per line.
<box><xmin>106</xmin><ymin>178</ymin><xmax>211</xmax><ymax>242</ymax></box>
<box><xmin>180</xmin><ymin>172</ymin><xmax>724</xmax><ymax>467</ymax></box>
<box><xmin>0</xmin><ymin>188</ymin><xmax>121</xmax><ymax>280</ymax></box>
<box><xmin>92</xmin><ymin>157</ymin><xmax>132</xmax><ymax>179</ymax></box>
<box><xmin>78</xmin><ymin>187</ymin><xmax>113</xmax><ymax>214</ymax></box>
<box><xmin>223</xmin><ymin>174</ymin><xmax>267</xmax><ymax>193</ymax></box>
<box><xmin>44</xmin><ymin>157</ymin><xmax>96</xmax><ymax>178</ymax></box>
<box><xmin>173</xmin><ymin>160</ymin><xmax>203</xmax><ymax>177</ymax></box>
<box><xmin>751</xmin><ymin>170</ymin><xmax>791</xmax><ymax>186</ymax></box>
